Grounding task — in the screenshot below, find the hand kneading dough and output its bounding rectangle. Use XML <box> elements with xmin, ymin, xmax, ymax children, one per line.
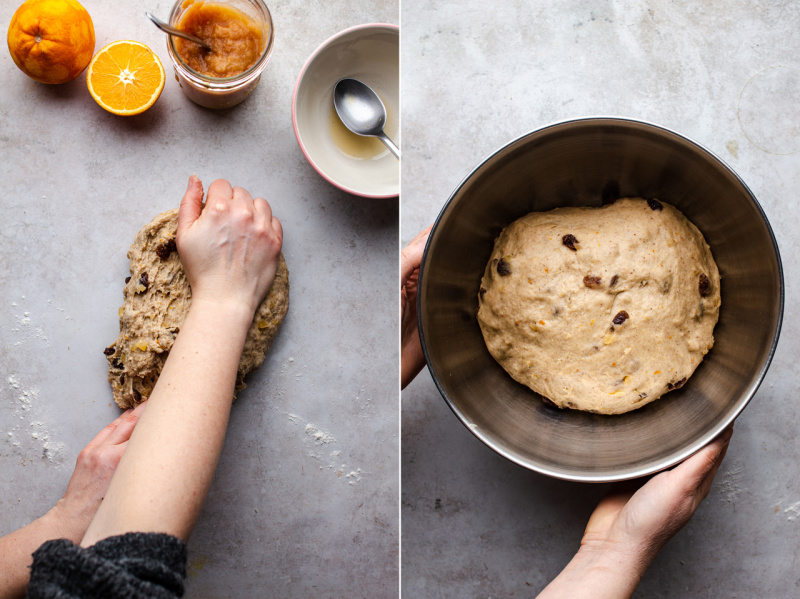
<box><xmin>477</xmin><ymin>198</ymin><xmax>720</xmax><ymax>415</ymax></box>
<box><xmin>105</xmin><ymin>208</ymin><xmax>289</xmax><ymax>409</ymax></box>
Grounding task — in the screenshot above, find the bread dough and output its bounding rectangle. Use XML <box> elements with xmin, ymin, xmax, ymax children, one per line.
<box><xmin>477</xmin><ymin>198</ymin><xmax>720</xmax><ymax>415</ymax></box>
<box><xmin>105</xmin><ymin>208</ymin><xmax>289</xmax><ymax>409</ymax></box>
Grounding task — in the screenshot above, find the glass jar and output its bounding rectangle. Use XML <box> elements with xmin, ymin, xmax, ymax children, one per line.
<box><xmin>166</xmin><ymin>0</ymin><xmax>274</xmax><ymax>109</ymax></box>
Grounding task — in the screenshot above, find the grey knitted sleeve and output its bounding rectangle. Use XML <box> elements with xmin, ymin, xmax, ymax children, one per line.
<box><xmin>27</xmin><ymin>532</ymin><xmax>187</xmax><ymax>599</ymax></box>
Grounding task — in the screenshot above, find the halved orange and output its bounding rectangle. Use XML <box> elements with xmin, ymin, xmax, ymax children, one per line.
<box><xmin>86</xmin><ymin>40</ymin><xmax>165</xmax><ymax>116</ymax></box>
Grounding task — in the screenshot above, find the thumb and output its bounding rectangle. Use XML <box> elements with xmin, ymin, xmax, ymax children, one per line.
<box><xmin>177</xmin><ymin>175</ymin><xmax>204</xmax><ymax>237</ymax></box>
<box><xmin>584</xmin><ymin>490</ymin><xmax>634</xmax><ymax>537</ymax></box>
<box><xmin>401</xmin><ymin>225</ymin><xmax>432</xmax><ymax>286</ymax></box>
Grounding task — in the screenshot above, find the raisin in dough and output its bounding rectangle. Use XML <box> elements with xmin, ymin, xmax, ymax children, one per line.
<box><xmin>105</xmin><ymin>208</ymin><xmax>289</xmax><ymax>409</ymax></box>
<box><xmin>477</xmin><ymin>198</ymin><xmax>720</xmax><ymax>415</ymax></box>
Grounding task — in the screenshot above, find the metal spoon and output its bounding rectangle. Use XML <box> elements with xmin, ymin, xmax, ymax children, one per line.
<box><xmin>145</xmin><ymin>12</ymin><xmax>212</xmax><ymax>51</ymax></box>
<box><xmin>333</xmin><ymin>78</ymin><xmax>399</xmax><ymax>159</ymax></box>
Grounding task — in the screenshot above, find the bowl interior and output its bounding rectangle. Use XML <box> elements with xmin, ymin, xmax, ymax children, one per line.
<box><xmin>294</xmin><ymin>25</ymin><xmax>399</xmax><ymax>198</ymax></box>
<box><xmin>419</xmin><ymin>118</ymin><xmax>783</xmax><ymax>482</ymax></box>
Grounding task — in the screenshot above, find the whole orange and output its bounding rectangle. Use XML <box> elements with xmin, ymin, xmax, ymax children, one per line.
<box><xmin>7</xmin><ymin>0</ymin><xmax>95</xmax><ymax>84</ymax></box>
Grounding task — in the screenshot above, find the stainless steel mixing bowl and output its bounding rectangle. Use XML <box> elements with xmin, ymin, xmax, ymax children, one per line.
<box><xmin>418</xmin><ymin>117</ymin><xmax>783</xmax><ymax>482</ymax></box>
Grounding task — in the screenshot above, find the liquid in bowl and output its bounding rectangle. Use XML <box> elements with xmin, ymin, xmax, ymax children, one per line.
<box><xmin>327</xmin><ymin>93</ymin><xmax>398</xmax><ymax>160</ymax></box>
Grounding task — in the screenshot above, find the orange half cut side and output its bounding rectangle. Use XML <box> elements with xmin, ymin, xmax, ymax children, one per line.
<box><xmin>87</xmin><ymin>40</ymin><xmax>165</xmax><ymax>116</ymax></box>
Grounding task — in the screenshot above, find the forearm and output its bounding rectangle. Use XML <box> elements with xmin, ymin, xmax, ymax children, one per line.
<box><xmin>0</xmin><ymin>504</ymin><xmax>84</xmax><ymax>598</ymax></box>
<box><xmin>81</xmin><ymin>298</ymin><xmax>253</xmax><ymax>546</ymax></box>
<box><xmin>538</xmin><ymin>543</ymin><xmax>648</xmax><ymax>599</ymax></box>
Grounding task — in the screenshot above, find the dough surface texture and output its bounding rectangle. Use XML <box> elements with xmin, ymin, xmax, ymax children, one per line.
<box><xmin>106</xmin><ymin>208</ymin><xmax>289</xmax><ymax>409</ymax></box>
<box><xmin>477</xmin><ymin>198</ymin><xmax>720</xmax><ymax>415</ymax></box>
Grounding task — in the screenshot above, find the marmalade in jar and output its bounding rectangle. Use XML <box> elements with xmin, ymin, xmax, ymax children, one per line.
<box><xmin>175</xmin><ymin>0</ymin><xmax>265</xmax><ymax>78</ymax></box>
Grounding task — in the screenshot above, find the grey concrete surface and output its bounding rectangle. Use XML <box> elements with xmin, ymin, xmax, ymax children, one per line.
<box><xmin>0</xmin><ymin>1</ymin><xmax>398</xmax><ymax>597</ymax></box>
<box><xmin>401</xmin><ymin>1</ymin><xmax>800</xmax><ymax>597</ymax></box>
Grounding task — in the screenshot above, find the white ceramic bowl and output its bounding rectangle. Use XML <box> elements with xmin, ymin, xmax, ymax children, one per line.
<box><xmin>292</xmin><ymin>24</ymin><xmax>399</xmax><ymax>198</ymax></box>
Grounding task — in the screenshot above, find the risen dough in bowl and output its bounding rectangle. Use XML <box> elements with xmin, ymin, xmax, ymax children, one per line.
<box><xmin>477</xmin><ymin>198</ymin><xmax>720</xmax><ymax>415</ymax></box>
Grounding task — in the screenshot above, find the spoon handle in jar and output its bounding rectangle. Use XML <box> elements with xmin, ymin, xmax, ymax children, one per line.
<box><xmin>145</xmin><ymin>12</ymin><xmax>213</xmax><ymax>52</ymax></box>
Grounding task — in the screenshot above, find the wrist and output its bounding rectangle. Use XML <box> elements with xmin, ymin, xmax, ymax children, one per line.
<box><xmin>188</xmin><ymin>295</ymin><xmax>257</xmax><ymax>329</ymax></box>
<box><xmin>573</xmin><ymin>540</ymin><xmax>649</xmax><ymax>597</ymax></box>
<box><xmin>579</xmin><ymin>529</ymin><xmax>658</xmax><ymax>575</ymax></box>
<box><xmin>44</xmin><ymin>499</ymin><xmax>93</xmax><ymax>544</ymax></box>
<box><xmin>540</xmin><ymin>540</ymin><xmax>647</xmax><ymax>599</ymax></box>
